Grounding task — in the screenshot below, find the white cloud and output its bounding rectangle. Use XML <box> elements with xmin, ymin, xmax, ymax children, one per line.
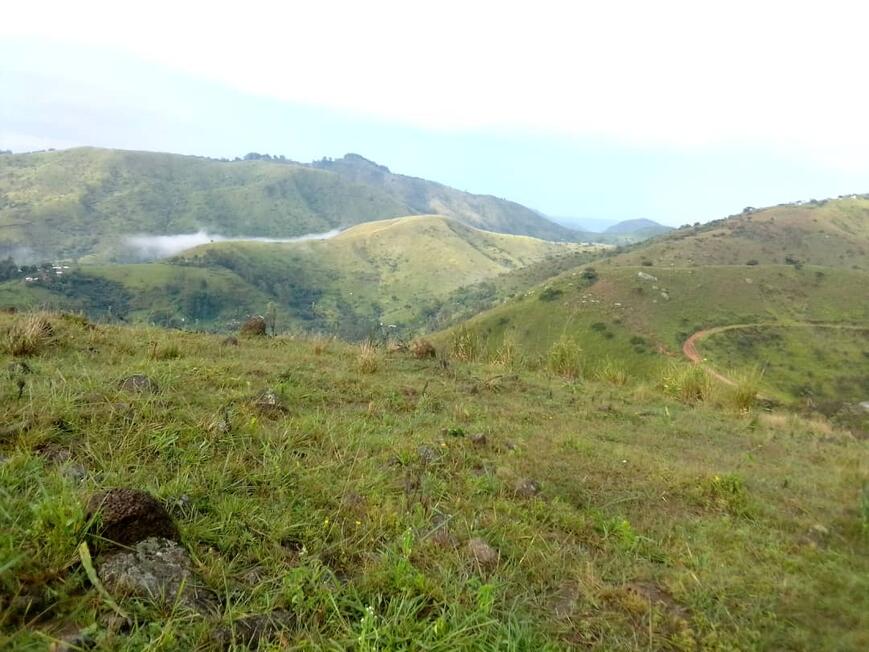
<box><xmin>3</xmin><ymin>0</ymin><xmax>869</xmax><ymax>158</ymax></box>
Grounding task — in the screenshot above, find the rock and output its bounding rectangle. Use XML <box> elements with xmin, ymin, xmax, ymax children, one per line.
<box><xmin>49</xmin><ymin>626</ymin><xmax>96</xmax><ymax>652</ymax></box>
<box><xmin>6</xmin><ymin>361</ymin><xmax>32</xmax><ymax>376</ymax></box>
<box><xmin>513</xmin><ymin>478</ymin><xmax>542</xmax><ymax>498</ymax></box>
<box><xmin>240</xmin><ymin>316</ymin><xmax>267</xmax><ymax>337</ymax></box>
<box><xmin>211</xmin><ymin>610</ymin><xmax>296</xmax><ymax>649</ymax></box>
<box><xmin>62</xmin><ymin>462</ymin><xmax>87</xmax><ymax>483</ymax></box>
<box><xmin>470</xmin><ymin>433</ymin><xmax>488</xmax><ymax>447</ymax></box>
<box><xmin>98</xmin><ymin>537</ymin><xmax>219</xmax><ymax>614</ymax></box>
<box><xmin>118</xmin><ymin>374</ymin><xmax>159</xmax><ymax>393</ymax></box>
<box><xmin>417</xmin><ymin>445</ymin><xmax>438</xmax><ymax>465</ymax></box>
<box><xmin>637</xmin><ymin>271</ymin><xmax>658</xmax><ymax>282</ymax></box>
<box><xmin>86</xmin><ymin>488</ymin><xmax>179</xmax><ymax>547</ymax></box>
<box><xmin>97</xmin><ymin>613</ymin><xmax>131</xmax><ymax>634</ymax></box>
<box><xmin>222</xmin><ymin>336</ymin><xmax>239</xmax><ymax>346</ymax></box>
<box><xmin>409</xmin><ymin>339</ymin><xmax>436</xmax><ymax>359</ymax></box>
<box><xmin>467</xmin><ymin>537</ymin><xmax>499</xmax><ymax>568</ymax></box>
<box><xmin>251</xmin><ymin>389</ymin><xmax>288</xmax><ymax>417</ymax></box>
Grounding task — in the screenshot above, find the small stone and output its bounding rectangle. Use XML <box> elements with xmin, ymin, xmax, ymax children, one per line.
<box><xmin>62</xmin><ymin>463</ymin><xmax>87</xmax><ymax>483</ymax></box>
<box><xmin>514</xmin><ymin>478</ymin><xmax>542</xmax><ymax>498</ymax></box>
<box><xmin>49</xmin><ymin>627</ymin><xmax>95</xmax><ymax>652</ymax></box>
<box><xmin>467</xmin><ymin>537</ymin><xmax>499</xmax><ymax>567</ymax></box>
<box><xmin>97</xmin><ymin>613</ymin><xmax>131</xmax><ymax>634</ymax></box>
<box><xmin>86</xmin><ymin>488</ymin><xmax>179</xmax><ymax>547</ymax></box>
<box><xmin>470</xmin><ymin>433</ymin><xmax>488</xmax><ymax>447</ymax></box>
<box><xmin>118</xmin><ymin>374</ymin><xmax>159</xmax><ymax>393</ymax></box>
<box><xmin>211</xmin><ymin>610</ymin><xmax>296</xmax><ymax>650</ymax></box>
<box><xmin>98</xmin><ymin>537</ymin><xmax>219</xmax><ymax>614</ymax></box>
<box><xmin>252</xmin><ymin>389</ymin><xmax>288</xmax><ymax>417</ymax></box>
<box><xmin>417</xmin><ymin>445</ymin><xmax>438</xmax><ymax>464</ymax></box>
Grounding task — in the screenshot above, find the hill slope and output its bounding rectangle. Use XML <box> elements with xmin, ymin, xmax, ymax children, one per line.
<box><xmin>177</xmin><ymin>215</ymin><xmax>595</xmax><ymax>335</ymax></box>
<box><xmin>0</xmin><ymin>148</ymin><xmax>575</xmax><ymax>262</ymax></box>
<box><xmin>607</xmin><ymin>197</ymin><xmax>869</xmax><ymax>269</ymax></box>
<box><xmin>312</xmin><ymin>154</ymin><xmax>577</xmax><ymax>242</ymax></box>
<box><xmin>1</xmin><ymin>311</ymin><xmax>866</xmax><ymax>650</ymax></box>
<box><xmin>0</xmin><ymin>216</ymin><xmax>596</xmax><ymax>338</ymax></box>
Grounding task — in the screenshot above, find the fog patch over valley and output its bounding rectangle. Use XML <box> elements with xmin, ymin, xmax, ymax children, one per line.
<box><xmin>123</xmin><ymin>228</ymin><xmax>343</xmax><ymax>260</ymax></box>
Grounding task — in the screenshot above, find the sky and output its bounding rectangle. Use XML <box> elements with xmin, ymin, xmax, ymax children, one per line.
<box><xmin>2</xmin><ymin>0</ymin><xmax>868</xmax><ymax>227</ymax></box>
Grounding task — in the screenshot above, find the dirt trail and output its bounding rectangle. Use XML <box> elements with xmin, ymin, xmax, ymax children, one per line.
<box><xmin>682</xmin><ymin>322</ymin><xmax>868</xmax><ymax>388</ymax></box>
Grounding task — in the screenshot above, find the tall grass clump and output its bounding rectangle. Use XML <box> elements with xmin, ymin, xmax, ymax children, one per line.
<box><xmin>450</xmin><ymin>325</ymin><xmax>481</xmax><ymax>362</ymax></box>
<box><xmin>547</xmin><ymin>336</ymin><xmax>582</xmax><ymax>379</ymax></box>
<box><xmin>725</xmin><ymin>366</ymin><xmax>764</xmax><ymax>411</ymax></box>
<box><xmin>3</xmin><ymin>313</ymin><xmax>55</xmax><ymax>356</ymax></box>
<box><xmin>594</xmin><ymin>358</ymin><xmax>628</xmax><ymax>385</ymax></box>
<box><xmin>660</xmin><ymin>361</ymin><xmax>712</xmax><ymax>402</ymax></box>
<box><xmin>491</xmin><ymin>334</ymin><xmax>522</xmax><ymax>369</ymax></box>
<box><xmin>357</xmin><ymin>341</ymin><xmax>379</xmax><ymax>374</ymax></box>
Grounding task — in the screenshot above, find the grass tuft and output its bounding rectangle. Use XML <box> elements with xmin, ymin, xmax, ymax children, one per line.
<box><xmin>547</xmin><ymin>336</ymin><xmax>582</xmax><ymax>379</ymax></box>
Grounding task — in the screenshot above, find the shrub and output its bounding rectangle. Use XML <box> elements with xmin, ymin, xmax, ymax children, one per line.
<box><xmin>240</xmin><ymin>315</ymin><xmax>267</xmax><ymax>337</ymax></box>
<box><xmin>538</xmin><ymin>286</ymin><xmax>563</xmax><ymax>302</ymax></box>
<box><xmin>548</xmin><ymin>337</ymin><xmax>582</xmax><ymax>379</ymax></box>
<box><xmin>660</xmin><ymin>362</ymin><xmax>712</xmax><ymax>402</ymax></box>
<box><xmin>450</xmin><ymin>326</ymin><xmax>480</xmax><ymax>362</ymax></box>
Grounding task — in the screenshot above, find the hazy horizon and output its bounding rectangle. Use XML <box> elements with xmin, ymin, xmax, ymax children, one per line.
<box><xmin>3</xmin><ymin>1</ymin><xmax>868</xmax><ymax>226</ymax></box>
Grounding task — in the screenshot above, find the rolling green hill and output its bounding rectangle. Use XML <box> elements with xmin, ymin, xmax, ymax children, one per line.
<box><xmin>0</xmin><ymin>148</ymin><xmax>575</xmax><ymax>262</ymax></box>
<box><xmin>606</xmin><ymin>197</ymin><xmax>869</xmax><ymax>269</ymax></box>
<box><xmin>312</xmin><ymin>154</ymin><xmax>579</xmax><ymax>242</ymax></box>
<box><xmin>0</xmin><ymin>216</ymin><xmax>597</xmax><ymax>338</ymax></box>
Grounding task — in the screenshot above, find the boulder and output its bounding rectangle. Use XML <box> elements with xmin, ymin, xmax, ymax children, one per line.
<box><xmin>240</xmin><ymin>316</ymin><xmax>267</xmax><ymax>337</ymax></box>
<box><xmin>98</xmin><ymin>537</ymin><xmax>218</xmax><ymax>614</ymax></box>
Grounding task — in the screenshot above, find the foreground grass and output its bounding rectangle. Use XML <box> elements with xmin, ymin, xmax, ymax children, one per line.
<box><xmin>0</xmin><ymin>313</ymin><xmax>867</xmax><ymax>650</ymax></box>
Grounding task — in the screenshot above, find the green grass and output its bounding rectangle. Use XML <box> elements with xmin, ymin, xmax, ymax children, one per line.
<box><xmin>0</xmin><ymin>311</ymin><xmax>867</xmax><ymax>649</ymax></box>
<box><xmin>440</xmin><ymin>264</ymin><xmax>868</xmax><ymax>392</ymax></box>
<box><xmin>700</xmin><ymin>324</ymin><xmax>869</xmax><ymax>405</ymax></box>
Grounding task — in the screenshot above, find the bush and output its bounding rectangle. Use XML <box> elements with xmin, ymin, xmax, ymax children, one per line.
<box><xmin>240</xmin><ymin>315</ymin><xmax>267</xmax><ymax>337</ymax></box>
<box><xmin>548</xmin><ymin>337</ymin><xmax>582</xmax><ymax>379</ymax></box>
<box><xmin>538</xmin><ymin>286</ymin><xmax>563</xmax><ymax>302</ymax></box>
<box><xmin>492</xmin><ymin>335</ymin><xmax>521</xmax><ymax>369</ymax></box>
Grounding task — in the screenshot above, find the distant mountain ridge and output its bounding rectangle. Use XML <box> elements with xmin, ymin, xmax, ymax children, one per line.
<box><xmin>0</xmin><ymin>147</ymin><xmax>577</xmax><ymax>262</ymax></box>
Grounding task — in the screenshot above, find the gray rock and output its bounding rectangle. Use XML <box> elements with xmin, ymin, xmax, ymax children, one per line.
<box><xmin>98</xmin><ymin>537</ymin><xmax>219</xmax><ymax>614</ymax></box>
<box><xmin>211</xmin><ymin>610</ymin><xmax>296</xmax><ymax>649</ymax></box>
<box><xmin>469</xmin><ymin>433</ymin><xmax>488</xmax><ymax>447</ymax></box>
<box><xmin>513</xmin><ymin>478</ymin><xmax>542</xmax><ymax>498</ymax></box>
<box><xmin>252</xmin><ymin>389</ymin><xmax>288</xmax><ymax>417</ymax></box>
<box><xmin>417</xmin><ymin>445</ymin><xmax>438</xmax><ymax>464</ymax></box>
<box><xmin>467</xmin><ymin>537</ymin><xmax>499</xmax><ymax>568</ymax></box>
<box><xmin>118</xmin><ymin>374</ymin><xmax>159</xmax><ymax>393</ymax></box>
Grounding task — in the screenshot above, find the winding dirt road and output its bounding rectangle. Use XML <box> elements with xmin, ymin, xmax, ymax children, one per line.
<box><xmin>682</xmin><ymin>322</ymin><xmax>868</xmax><ymax>388</ymax></box>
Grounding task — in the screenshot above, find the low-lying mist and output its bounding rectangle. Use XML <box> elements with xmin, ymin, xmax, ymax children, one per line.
<box><xmin>123</xmin><ymin>229</ymin><xmax>342</xmax><ymax>260</ymax></box>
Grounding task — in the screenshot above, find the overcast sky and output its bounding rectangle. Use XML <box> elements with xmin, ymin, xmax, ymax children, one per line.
<box><xmin>2</xmin><ymin>0</ymin><xmax>868</xmax><ymax>226</ymax></box>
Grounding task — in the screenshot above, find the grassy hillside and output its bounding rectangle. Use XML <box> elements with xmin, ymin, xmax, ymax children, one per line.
<box><xmin>0</xmin><ymin>148</ymin><xmax>576</xmax><ymax>262</ymax></box>
<box><xmin>1</xmin><ymin>311</ymin><xmax>866</xmax><ymax>650</ymax></box>
<box><xmin>312</xmin><ymin>154</ymin><xmax>578</xmax><ymax>242</ymax></box>
<box><xmin>0</xmin><ymin>217</ymin><xmax>596</xmax><ymax>338</ymax></box>
<box><xmin>605</xmin><ymin>197</ymin><xmax>869</xmax><ymax>269</ymax></box>
<box><xmin>177</xmin><ymin>216</ymin><xmax>598</xmax><ymax>335</ymax></box>
<box><xmin>440</xmin><ymin>264</ymin><xmax>869</xmax><ymax>402</ymax></box>
<box><xmin>698</xmin><ymin>324</ymin><xmax>869</xmax><ymax>405</ymax></box>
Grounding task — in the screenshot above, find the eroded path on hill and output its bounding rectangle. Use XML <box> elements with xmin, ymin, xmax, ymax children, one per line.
<box><xmin>681</xmin><ymin>321</ymin><xmax>868</xmax><ymax>388</ymax></box>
